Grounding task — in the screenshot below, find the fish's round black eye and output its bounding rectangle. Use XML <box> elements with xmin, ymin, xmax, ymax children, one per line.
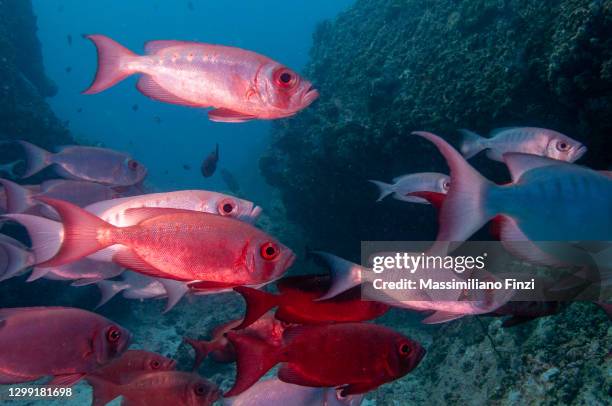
<box><xmin>194</xmin><ymin>385</ymin><xmax>207</xmax><ymax>396</ymax></box>
<box><xmin>556</xmin><ymin>141</ymin><xmax>569</xmax><ymax>151</ymax></box>
<box><xmin>280</xmin><ymin>72</ymin><xmax>292</xmax><ymax>83</ymax></box>
<box><xmin>399</xmin><ymin>343</ymin><xmax>411</xmax><ymax>356</ymax></box>
<box><xmin>274</xmin><ymin>68</ymin><xmax>297</xmax><ymax>88</ymax></box>
<box><xmin>106</xmin><ymin>327</ymin><xmax>121</xmax><ymax>343</ymax></box>
<box><xmin>150</xmin><ymin>360</ymin><xmax>160</xmax><ymax>369</ymax></box>
<box><xmin>260</xmin><ymin>242</ymin><xmax>279</xmax><ymax>260</ymax></box>
<box><xmin>218</xmin><ymin>199</ymin><xmax>237</xmax><ymax>216</ymax></box>
<box><xmin>127</xmin><ymin>159</ymin><xmax>139</xmax><ymax>170</ymax></box>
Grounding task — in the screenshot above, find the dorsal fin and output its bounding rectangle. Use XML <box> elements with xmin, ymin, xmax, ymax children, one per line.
<box><xmin>502</xmin><ymin>153</ymin><xmax>567</xmax><ymax>182</ymax></box>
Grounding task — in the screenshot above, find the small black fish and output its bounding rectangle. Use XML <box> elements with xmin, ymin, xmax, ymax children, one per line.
<box><xmin>76</xmin><ymin>107</ymin><xmax>83</xmax><ymax>113</ymax></box>
<box><xmin>201</xmin><ymin>143</ymin><xmax>219</xmax><ymax>178</ymax></box>
<box><xmin>65</xmin><ymin>66</ymin><xmax>72</xmax><ymax>73</ymax></box>
<box><xmin>220</xmin><ymin>168</ymin><xmax>240</xmax><ymax>194</ymax></box>
<box><xmin>163</xmin><ymin>169</ymin><xmax>169</xmax><ymax>175</ymax></box>
<box><xmin>153</xmin><ymin>116</ymin><xmax>161</xmax><ymax>124</ymax></box>
<box><xmin>67</xmin><ymin>34</ymin><xmax>72</xmax><ymax>46</ymax></box>
<box><xmin>183</xmin><ymin>164</ymin><xmax>191</xmax><ymax>171</ymax></box>
<box><xmin>132</xmin><ymin>104</ymin><xmax>139</xmax><ymax>112</ymax></box>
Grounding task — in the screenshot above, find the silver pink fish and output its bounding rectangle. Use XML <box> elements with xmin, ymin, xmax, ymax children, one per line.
<box><xmin>0</xmin><ymin>178</ymin><xmax>118</xmax><ymax>220</ymax></box>
<box><xmin>18</xmin><ymin>141</ymin><xmax>147</xmax><ymax>186</ymax></box>
<box><xmin>84</xmin><ymin>35</ymin><xmax>318</xmax><ymax>122</ymax></box>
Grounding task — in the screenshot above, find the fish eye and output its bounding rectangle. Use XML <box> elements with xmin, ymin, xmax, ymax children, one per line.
<box><xmin>274</xmin><ymin>68</ymin><xmax>298</xmax><ymax>89</ymax></box>
<box><xmin>194</xmin><ymin>384</ymin><xmax>207</xmax><ymax>396</ymax></box>
<box><xmin>150</xmin><ymin>360</ymin><xmax>161</xmax><ymax>369</ymax></box>
<box><xmin>217</xmin><ymin>199</ymin><xmax>237</xmax><ymax>216</ymax></box>
<box><xmin>556</xmin><ymin>141</ymin><xmax>570</xmax><ymax>152</ymax></box>
<box><xmin>443</xmin><ymin>180</ymin><xmax>451</xmax><ymax>191</ymax></box>
<box><xmin>127</xmin><ymin>159</ymin><xmax>139</xmax><ymax>170</ymax></box>
<box><xmin>106</xmin><ymin>326</ymin><xmax>121</xmax><ymax>343</ymax></box>
<box><xmin>336</xmin><ymin>388</ymin><xmax>348</xmax><ymax>400</ymax></box>
<box><xmin>260</xmin><ymin>242</ymin><xmax>280</xmax><ymax>261</ymax></box>
<box><xmin>399</xmin><ymin>342</ymin><xmax>411</xmax><ymax>356</ymax></box>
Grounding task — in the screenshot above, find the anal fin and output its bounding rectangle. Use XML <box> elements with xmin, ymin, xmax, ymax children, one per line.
<box><xmin>208</xmin><ymin>108</ymin><xmax>257</xmax><ymax>123</ymax></box>
<box><xmin>113</xmin><ymin>250</ymin><xmax>181</xmax><ymax>281</ymax></box>
<box><xmin>278</xmin><ymin>363</ymin><xmax>323</xmax><ymax>388</ymax></box>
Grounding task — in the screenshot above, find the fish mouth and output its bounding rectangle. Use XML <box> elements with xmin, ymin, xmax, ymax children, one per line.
<box><xmin>301</xmin><ymin>85</ymin><xmax>319</xmax><ymax>107</ymax></box>
<box><xmin>572</xmin><ymin>145</ymin><xmax>588</xmax><ymax>162</ymax></box>
<box><xmin>250</xmin><ymin>206</ymin><xmax>263</xmax><ymax>221</ymax></box>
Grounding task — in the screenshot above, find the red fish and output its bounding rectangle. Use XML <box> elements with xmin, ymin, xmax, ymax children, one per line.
<box><xmin>184</xmin><ymin>311</ymin><xmax>289</xmax><ymax>370</ymax></box>
<box><xmin>87</xmin><ymin>349</ymin><xmax>176</xmax><ymax>384</ymax></box>
<box><xmin>32</xmin><ymin>197</ymin><xmax>294</xmax><ymax>286</ymax></box>
<box><xmin>0</xmin><ymin>307</ymin><xmax>131</xmax><ymax>385</ymax></box>
<box><xmin>201</xmin><ymin>144</ymin><xmax>218</xmax><ymax>178</ymax></box>
<box><xmin>87</xmin><ymin>371</ymin><xmax>220</xmax><ymax>406</ymax></box>
<box><xmin>233</xmin><ymin>274</ymin><xmax>389</xmax><ymax>329</ymax></box>
<box><xmin>84</xmin><ymin>35</ymin><xmax>318</xmax><ymax>122</ymax></box>
<box><xmin>225</xmin><ymin>322</ymin><xmax>425</xmax><ymax>397</ymax></box>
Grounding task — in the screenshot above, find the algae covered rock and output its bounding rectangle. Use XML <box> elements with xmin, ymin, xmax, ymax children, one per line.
<box><xmin>0</xmin><ymin>0</ymin><xmax>72</xmax><ymax>152</ymax></box>
<box><xmin>261</xmin><ymin>0</ymin><xmax>612</xmax><ymax>254</ymax></box>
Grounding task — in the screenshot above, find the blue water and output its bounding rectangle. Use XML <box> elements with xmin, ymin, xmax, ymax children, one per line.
<box><xmin>32</xmin><ymin>0</ymin><xmax>353</xmax><ymax>205</ymax></box>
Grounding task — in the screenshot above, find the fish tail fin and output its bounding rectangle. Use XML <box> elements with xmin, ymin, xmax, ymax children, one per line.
<box><xmin>95</xmin><ymin>280</ymin><xmax>129</xmax><ymax>308</ymax></box>
<box><xmin>83</xmin><ymin>35</ymin><xmax>138</xmax><ymax>94</ymax></box>
<box><xmin>184</xmin><ymin>337</ymin><xmax>214</xmax><ymax>371</ymax></box>
<box><xmin>0</xmin><ymin>237</ymin><xmax>30</xmax><ymax>281</ymax></box>
<box><xmin>17</xmin><ymin>141</ymin><xmax>52</xmax><ymax>178</ymax></box>
<box><xmin>0</xmin><ymin>214</ymin><xmax>62</xmax><ymax>263</ymax></box>
<box><xmin>232</xmin><ymin>286</ymin><xmax>280</xmax><ymax>330</ymax></box>
<box><xmin>310</xmin><ymin>251</ymin><xmax>364</xmax><ymax>300</ymax></box>
<box><xmin>368</xmin><ymin>180</ymin><xmax>394</xmax><ymax>202</ymax></box>
<box><xmin>412</xmin><ymin>132</ymin><xmax>496</xmax><ymax>254</ymax></box>
<box><xmin>0</xmin><ymin>159</ymin><xmax>24</xmax><ymax>178</ymax></box>
<box><xmin>85</xmin><ymin>375</ymin><xmax>121</xmax><ymax>406</ymax></box>
<box><xmin>0</xmin><ymin>178</ymin><xmax>34</xmax><ymax>213</ymax></box>
<box><xmin>458</xmin><ymin>129</ymin><xmax>486</xmax><ymax>159</ymax></box>
<box><xmin>224</xmin><ymin>332</ymin><xmax>280</xmax><ymax>397</ymax></box>
<box><xmin>34</xmin><ymin>197</ymin><xmax>116</xmax><ymax>267</ymax></box>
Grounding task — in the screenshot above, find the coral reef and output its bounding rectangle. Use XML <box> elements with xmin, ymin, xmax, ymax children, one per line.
<box><xmin>261</xmin><ymin>0</ymin><xmax>612</xmax><ymax>256</ymax></box>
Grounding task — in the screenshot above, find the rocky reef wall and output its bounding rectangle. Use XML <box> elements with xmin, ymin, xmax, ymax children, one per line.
<box><xmin>0</xmin><ymin>0</ymin><xmax>72</xmax><ymax>153</ymax></box>
<box><xmin>261</xmin><ymin>0</ymin><xmax>612</xmax><ymax>257</ymax></box>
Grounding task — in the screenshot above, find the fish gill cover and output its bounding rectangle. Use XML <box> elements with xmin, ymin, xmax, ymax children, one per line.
<box><xmin>0</xmin><ymin>0</ymin><xmax>609</xmax><ymax>405</ymax></box>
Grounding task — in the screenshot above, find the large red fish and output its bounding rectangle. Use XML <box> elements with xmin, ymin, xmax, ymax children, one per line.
<box><xmin>33</xmin><ymin>197</ymin><xmax>294</xmax><ymax>286</ymax></box>
<box><xmin>225</xmin><ymin>323</ymin><xmax>425</xmax><ymax>397</ymax></box>
<box><xmin>84</xmin><ymin>35</ymin><xmax>319</xmax><ymax>122</ymax></box>
<box><xmin>184</xmin><ymin>311</ymin><xmax>289</xmax><ymax>370</ymax></box>
<box><xmin>0</xmin><ymin>307</ymin><xmax>131</xmax><ymax>385</ymax></box>
<box><xmin>233</xmin><ymin>274</ymin><xmax>390</xmax><ymax>329</ymax></box>
<box><xmin>87</xmin><ymin>371</ymin><xmax>220</xmax><ymax>406</ymax></box>
<box><xmin>87</xmin><ymin>349</ymin><xmax>176</xmax><ymax>384</ymax></box>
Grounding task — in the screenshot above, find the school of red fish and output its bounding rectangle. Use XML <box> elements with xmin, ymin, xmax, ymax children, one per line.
<box><xmin>0</xmin><ymin>34</ymin><xmax>609</xmax><ymax>406</ymax></box>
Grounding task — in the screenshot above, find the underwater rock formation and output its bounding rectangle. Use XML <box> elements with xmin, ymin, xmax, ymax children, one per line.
<box><xmin>0</xmin><ymin>0</ymin><xmax>72</xmax><ymax>154</ymax></box>
<box><xmin>261</xmin><ymin>0</ymin><xmax>612</xmax><ymax>256</ymax></box>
